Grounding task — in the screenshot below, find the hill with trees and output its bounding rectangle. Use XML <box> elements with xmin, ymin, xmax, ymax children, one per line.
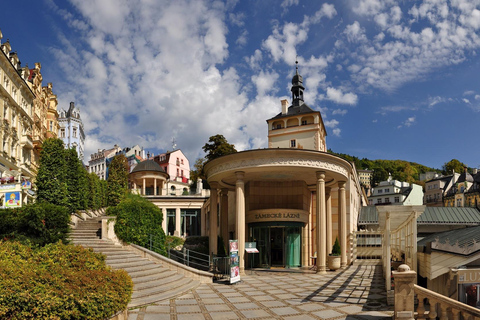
<box><xmin>327</xmin><ymin>149</ymin><xmax>441</xmax><ymax>187</ymax></box>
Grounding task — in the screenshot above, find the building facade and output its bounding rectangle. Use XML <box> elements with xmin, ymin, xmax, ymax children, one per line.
<box><xmin>204</xmin><ymin>65</ymin><xmax>364</xmax><ymax>274</ymax></box>
<box><xmin>88</xmin><ymin>145</ymin><xmax>122</xmax><ymax>180</ymax></box>
<box><xmin>153</xmin><ymin>149</ymin><xmax>191</xmax><ymax>196</ymax></box>
<box><xmin>358</xmin><ymin>169</ymin><xmax>373</xmax><ymax>189</ymax></box>
<box><xmin>58</xmin><ymin>102</ymin><xmax>85</xmax><ymax>162</ymax></box>
<box><xmin>0</xmin><ymin>30</ymin><xmax>55</xmax><ymax>206</ymax></box>
<box><xmin>423</xmin><ymin>174</ymin><xmax>456</xmax><ymax>207</ymax></box>
<box><xmin>444</xmin><ymin>169</ymin><xmax>480</xmax><ymax>208</ymax></box>
<box><xmin>368</xmin><ymin>175</ymin><xmax>423</xmax><ymax>206</ymax></box>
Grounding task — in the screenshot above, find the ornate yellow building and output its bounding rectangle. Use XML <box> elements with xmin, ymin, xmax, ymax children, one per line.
<box><xmin>0</xmin><ymin>29</ymin><xmax>58</xmax><ymax>206</ymax></box>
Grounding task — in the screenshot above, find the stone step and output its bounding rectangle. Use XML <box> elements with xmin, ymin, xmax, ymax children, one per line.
<box><xmin>70</xmin><ymin>214</ymin><xmax>204</xmax><ymax>310</ymax></box>
<box><xmin>134</xmin><ymin>273</ymin><xmax>184</xmax><ymax>290</ymax></box>
<box><xmin>107</xmin><ymin>259</ymin><xmax>156</xmax><ymax>270</ymax></box>
<box><xmin>131</xmin><ymin>276</ymin><xmax>193</xmax><ymax>300</ymax></box>
<box><xmin>130</xmin><ymin>269</ymin><xmax>175</xmax><ymax>284</ymax></box>
<box><xmin>128</xmin><ymin>279</ymin><xmax>200</xmax><ymax>309</ymax></box>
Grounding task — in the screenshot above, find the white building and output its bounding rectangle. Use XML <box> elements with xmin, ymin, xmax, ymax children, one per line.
<box><xmin>88</xmin><ymin>145</ymin><xmax>121</xmax><ymax>180</ymax></box>
<box><xmin>368</xmin><ymin>174</ymin><xmax>424</xmax><ymax>206</ymax></box>
<box><xmin>59</xmin><ymin>102</ymin><xmax>85</xmax><ymax>162</ymax></box>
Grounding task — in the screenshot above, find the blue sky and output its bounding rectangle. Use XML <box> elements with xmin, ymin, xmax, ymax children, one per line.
<box><xmin>2</xmin><ymin>0</ymin><xmax>479</xmax><ymax>170</ymax></box>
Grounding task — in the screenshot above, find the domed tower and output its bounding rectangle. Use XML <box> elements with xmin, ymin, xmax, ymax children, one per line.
<box><xmin>266</xmin><ymin>61</ymin><xmax>327</xmax><ymax>151</ymax></box>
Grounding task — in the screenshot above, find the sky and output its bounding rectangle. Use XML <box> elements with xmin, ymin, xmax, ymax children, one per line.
<box><xmin>1</xmin><ymin>0</ymin><xmax>479</xmax><ymax>170</ymax></box>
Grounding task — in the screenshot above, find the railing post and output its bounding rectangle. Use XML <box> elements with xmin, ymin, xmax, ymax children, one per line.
<box><xmin>149</xmin><ymin>234</ymin><xmax>152</xmax><ymax>251</ymax></box>
<box><xmin>392</xmin><ymin>264</ymin><xmax>416</xmax><ymax>320</ymax></box>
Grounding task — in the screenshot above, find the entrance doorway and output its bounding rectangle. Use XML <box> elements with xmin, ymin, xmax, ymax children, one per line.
<box><xmin>249</xmin><ymin>222</ymin><xmax>302</xmax><ymax>268</ymax></box>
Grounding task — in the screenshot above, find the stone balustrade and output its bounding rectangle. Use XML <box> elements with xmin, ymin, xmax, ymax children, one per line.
<box><xmin>393</xmin><ymin>264</ymin><xmax>480</xmax><ymax>320</ymax></box>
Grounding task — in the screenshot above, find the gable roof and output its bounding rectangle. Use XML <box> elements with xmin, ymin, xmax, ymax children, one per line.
<box><xmin>268</xmin><ymin>102</ymin><xmax>318</xmax><ymax>121</ymax></box>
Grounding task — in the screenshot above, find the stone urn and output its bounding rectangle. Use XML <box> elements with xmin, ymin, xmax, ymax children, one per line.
<box><xmin>328</xmin><ymin>255</ymin><xmax>341</xmax><ymax>271</ymax></box>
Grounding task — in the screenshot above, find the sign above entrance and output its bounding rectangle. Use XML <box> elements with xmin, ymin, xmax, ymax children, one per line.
<box><xmin>247</xmin><ymin>209</ymin><xmax>308</xmax><ymax>224</ymax></box>
<box><xmin>245</xmin><ymin>242</ymin><xmax>259</xmax><ymax>253</ymax></box>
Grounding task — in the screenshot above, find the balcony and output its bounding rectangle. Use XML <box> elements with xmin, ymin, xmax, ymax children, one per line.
<box><xmin>21</xmin><ymin>134</ymin><xmax>34</xmax><ymax>149</ymax></box>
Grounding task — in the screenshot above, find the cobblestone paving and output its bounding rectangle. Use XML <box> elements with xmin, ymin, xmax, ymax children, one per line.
<box><xmin>128</xmin><ymin>265</ymin><xmax>393</xmax><ymax>320</ymax></box>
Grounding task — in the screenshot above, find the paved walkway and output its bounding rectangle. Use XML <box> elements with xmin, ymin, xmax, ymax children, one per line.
<box><xmin>128</xmin><ymin>265</ymin><xmax>393</xmax><ymax>320</ymax></box>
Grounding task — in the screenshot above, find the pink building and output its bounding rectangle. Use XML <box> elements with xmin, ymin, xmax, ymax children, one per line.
<box><xmin>153</xmin><ymin>150</ymin><xmax>190</xmax><ymax>195</ymax></box>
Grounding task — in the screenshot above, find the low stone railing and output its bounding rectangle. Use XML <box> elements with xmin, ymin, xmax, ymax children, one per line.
<box><xmin>414</xmin><ymin>285</ymin><xmax>480</xmax><ymax>320</ymax></box>
<box><xmin>392</xmin><ymin>264</ymin><xmax>480</xmax><ymax>320</ymax></box>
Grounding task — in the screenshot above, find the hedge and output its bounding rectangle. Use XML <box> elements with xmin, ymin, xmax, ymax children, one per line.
<box><xmin>0</xmin><ymin>202</ymin><xmax>70</xmax><ymax>246</ymax></box>
<box><xmin>107</xmin><ymin>194</ymin><xmax>167</xmax><ymax>255</ymax></box>
<box><xmin>0</xmin><ymin>241</ymin><xmax>132</xmax><ymax>319</ymax></box>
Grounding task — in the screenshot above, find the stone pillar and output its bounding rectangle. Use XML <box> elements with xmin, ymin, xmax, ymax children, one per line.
<box><xmin>338</xmin><ymin>181</ymin><xmax>347</xmax><ymax>268</ymax></box>
<box><xmin>142</xmin><ymin>178</ymin><xmax>146</xmax><ymax>195</ymax></box>
<box><xmin>154</xmin><ymin>178</ymin><xmax>157</xmax><ymax>196</ymax></box>
<box><xmin>392</xmin><ymin>264</ymin><xmax>416</xmax><ymax>320</ymax></box>
<box><xmin>302</xmin><ymin>224</ymin><xmax>308</xmax><ymax>267</ymax></box>
<box><xmin>235</xmin><ymin>171</ymin><xmax>246</xmax><ymax>274</ymax></box>
<box><xmin>133</xmin><ymin>181</ymin><xmax>137</xmax><ymax>194</ymax></box>
<box><xmin>175</xmin><ymin>207</ymin><xmax>181</xmax><ymax>237</ymax></box>
<box><xmin>325</xmin><ymin>187</ymin><xmax>332</xmax><ymax>255</ymax></box>
<box><xmin>209</xmin><ymin>182</ymin><xmax>218</xmax><ymax>258</ymax></box>
<box><xmin>161</xmin><ymin>207</ymin><xmax>167</xmax><ymax>234</ymax></box>
<box><xmin>316</xmin><ymin>171</ymin><xmax>327</xmax><ymax>274</ymax></box>
<box><xmin>220</xmin><ymin>188</ymin><xmax>229</xmax><ymax>252</ymax></box>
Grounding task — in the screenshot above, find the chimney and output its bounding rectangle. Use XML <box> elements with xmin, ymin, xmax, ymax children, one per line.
<box><xmin>281</xmin><ymin>99</ymin><xmax>288</xmax><ymax>115</ymax></box>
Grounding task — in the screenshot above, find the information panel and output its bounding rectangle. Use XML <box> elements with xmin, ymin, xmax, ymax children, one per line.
<box><xmin>229</xmin><ymin>240</ymin><xmax>240</xmax><ymax>284</ymax></box>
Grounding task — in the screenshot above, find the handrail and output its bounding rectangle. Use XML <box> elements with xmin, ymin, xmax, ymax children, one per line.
<box><xmin>414</xmin><ymin>284</ymin><xmax>480</xmax><ymax>319</ymax></box>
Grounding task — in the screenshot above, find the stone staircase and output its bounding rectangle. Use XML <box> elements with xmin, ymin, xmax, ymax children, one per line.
<box><xmin>69</xmin><ymin>215</ymin><xmax>201</xmax><ymax>309</ymax></box>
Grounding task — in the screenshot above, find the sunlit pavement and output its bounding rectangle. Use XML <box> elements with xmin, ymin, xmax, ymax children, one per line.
<box><xmin>128</xmin><ymin>264</ymin><xmax>393</xmax><ymax>320</ymax></box>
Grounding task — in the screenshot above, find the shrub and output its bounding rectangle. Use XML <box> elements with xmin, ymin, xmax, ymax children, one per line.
<box><xmin>183</xmin><ymin>236</ymin><xmax>226</xmax><ymax>256</ymax></box>
<box><xmin>0</xmin><ymin>241</ymin><xmax>132</xmax><ymax>319</ymax></box>
<box><xmin>166</xmin><ymin>235</ymin><xmax>185</xmax><ymax>249</ymax></box>
<box><xmin>107</xmin><ymin>194</ymin><xmax>166</xmax><ymax>255</ymax></box>
<box><xmin>0</xmin><ymin>203</ymin><xmax>70</xmax><ymax>246</ymax></box>
<box><xmin>331</xmin><ymin>237</ymin><xmax>341</xmax><ymax>256</ymax></box>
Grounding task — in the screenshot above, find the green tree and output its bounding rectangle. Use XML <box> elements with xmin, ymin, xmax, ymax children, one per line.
<box><xmin>64</xmin><ymin>148</ymin><xmax>84</xmax><ymax>212</ymax></box>
<box><xmin>202</xmin><ymin>134</ymin><xmax>237</xmax><ymax>161</ymax></box>
<box><xmin>107</xmin><ymin>154</ymin><xmax>129</xmax><ymax>206</ymax></box>
<box><xmin>107</xmin><ymin>194</ymin><xmax>166</xmax><ymax>255</ymax></box>
<box><xmin>189</xmin><ymin>157</ymin><xmax>207</xmax><ymax>192</ymax></box>
<box><xmin>36</xmin><ymin>138</ymin><xmax>68</xmax><ymax>207</ymax></box>
<box><xmin>443</xmin><ymin>159</ymin><xmax>466</xmax><ymax>175</ymax></box>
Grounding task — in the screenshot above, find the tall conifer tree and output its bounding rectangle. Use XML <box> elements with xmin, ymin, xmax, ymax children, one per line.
<box><xmin>107</xmin><ymin>154</ymin><xmax>129</xmax><ymax>206</ymax></box>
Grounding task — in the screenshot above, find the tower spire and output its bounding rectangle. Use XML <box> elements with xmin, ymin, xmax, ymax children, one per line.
<box><xmin>291</xmin><ymin>57</ymin><xmax>305</xmax><ymax>106</ymax></box>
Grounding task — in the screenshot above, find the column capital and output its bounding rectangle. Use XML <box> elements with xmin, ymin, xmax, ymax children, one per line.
<box><xmin>338</xmin><ymin>180</ymin><xmax>346</xmax><ymax>189</ymax></box>
<box><xmin>210</xmin><ymin>181</ymin><xmax>219</xmax><ymax>189</ymax></box>
<box><xmin>316</xmin><ymin>171</ymin><xmax>326</xmax><ymax>180</ymax></box>
<box><xmin>221</xmin><ymin>188</ymin><xmax>229</xmax><ymax>196</ymax></box>
<box><xmin>235</xmin><ymin>171</ymin><xmax>245</xmax><ymax>180</ymax></box>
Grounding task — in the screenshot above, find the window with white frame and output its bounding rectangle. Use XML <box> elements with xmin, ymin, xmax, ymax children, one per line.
<box><xmin>73</xmin><ymin>127</ymin><xmax>77</xmax><ymax>138</ymax></box>
<box><xmin>394</xmin><ymin>196</ymin><xmax>400</xmax><ymax>203</ymax></box>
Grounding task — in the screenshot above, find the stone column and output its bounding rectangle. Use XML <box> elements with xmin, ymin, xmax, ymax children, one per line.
<box><xmin>302</xmin><ymin>224</ymin><xmax>308</xmax><ymax>267</ymax></box>
<box><xmin>209</xmin><ymin>182</ymin><xmax>219</xmax><ymax>258</ymax></box>
<box><xmin>133</xmin><ymin>181</ymin><xmax>137</xmax><ymax>194</ymax></box>
<box><xmin>338</xmin><ymin>181</ymin><xmax>347</xmax><ymax>267</ymax></box>
<box><xmin>235</xmin><ymin>171</ymin><xmax>246</xmax><ymax>274</ymax></box>
<box><xmin>220</xmin><ymin>188</ymin><xmax>229</xmax><ymax>252</ymax></box>
<box><xmin>325</xmin><ymin>187</ymin><xmax>332</xmax><ymax>254</ymax></box>
<box><xmin>154</xmin><ymin>178</ymin><xmax>157</xmax><ymax>196</ymax></box>
<box><xmin>316</xmin><ymin>171</ymin><xmax>327</xmax><ymax>273</ymax></box>
<box><xmin>142</xmin><ymin>178</ymin><xmax>146</xmax><ymax>195</ymax></box>
<box><xmin>392</xmin><ymin>264</ymin><xmax>416</xmax><ymax>320</ymax></box>
<box><xmin>175</xmin><ymin>207</ymin><xmax>181</xmax><ymax>237</ymax></box>
<box><xmin>161</xmin><ymin>207</ymin><xmax>167</xmax><ymax>234</ymax></box>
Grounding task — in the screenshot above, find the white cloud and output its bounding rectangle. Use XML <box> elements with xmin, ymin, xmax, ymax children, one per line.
<box><xmin>332</xmin><ymin>128</ymin><xmax>341</xmax><ymax>137</ymax></box>
<box><xmin>281</xmin><ymin>0</ymin><xmax>299</xmax><ymax>9</ymax></box>
<box><xmin>236</xmin><ymin>30</ymin><xmax>248</xmax><ymax>46</ymax></box>
<box><xmin>332</xmin><ymin>109</ymin><xmax>348</xmax><ymax>116</ymax></box>
<box><xmin>325</xmin><ymin>87</ymin><xmax>358</xmax><ymax>105</ymax></box>
<box><xmin>344</xmin><ymin>1</ymin><xmax>480</xmax><ymax>92</ymax></box>
<box><xmin>398</xmin><ymin>116</ymin><xmax>416</xmax><ymax>128</ymax></box>
<box><xmin>324</xmin><ymin>119</ymin><xmax>339</xmax><ymax>128</ymax></box>
<box><xmin>251</xmin><ymin>70</ymin><xmax>279</xmax><ymax>97</ymax></box>
<box><xmin>463</xmin><ymin>98</ymin><xmax>471</xmax><ymax>104</ymax></box>
<box><xmin>428</xmin><ymin>96</ymin><xmax>446</xmax><ymax>107</ymax></box>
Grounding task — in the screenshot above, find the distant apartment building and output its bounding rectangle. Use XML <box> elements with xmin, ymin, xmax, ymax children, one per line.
<box><xmin>423</xmin><ymin>173</ymin><xmax>458</xmax><ymax>207</ymax></box>
<box><xmin>153</xmin><ymin>149</ymin><xmax>191</xmax><ymax>195</ymax></box>
<box><xmin>88</xmin><ymin>145</ymin><xmax>121</xmax><ymax>180</ymax></box>
<box><xmin>58</xmin><ymin>102</ymin><xmax>85</xmax><ymax>162</ymax></box>
<box><xmin>444</xmin><ymin>168</ymin><xmax>480</xmax><ymax>208</ymax></box>
<box><xmin>0</xmin><ymin>29</ymin><xmax>58</xmax><ymax>207</ymax></box>
<box><xmin>358</xmin><ymin>169</ymin><xmax>373</xmax><ymax>189</ymax></box>
<box><xmin>368</xmin><ymin>174</ymin><xmax>424</xmax><ymax>206</ymax></box>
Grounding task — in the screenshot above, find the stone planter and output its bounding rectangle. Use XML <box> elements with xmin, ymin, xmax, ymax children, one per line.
<box><xmin>328</xmin><ymin>255</ymin><xmax>341</xmax><ymax>271</ymax></box>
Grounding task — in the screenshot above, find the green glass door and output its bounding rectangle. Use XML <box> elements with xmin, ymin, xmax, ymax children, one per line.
<box><xmin>285</xmin><ymin>227</ymin><xmax>301</xmax><ymax>268</ymax></box>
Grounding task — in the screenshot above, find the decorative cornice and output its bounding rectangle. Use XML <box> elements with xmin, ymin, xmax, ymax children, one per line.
<box><xmin>207</xmin><ymin>155</ymin><xmax>349</xmax><ymax>178</ymax></box>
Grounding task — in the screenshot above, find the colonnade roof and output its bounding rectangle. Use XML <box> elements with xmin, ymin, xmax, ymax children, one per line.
<box><xmin>204</xmin><ymin>148</ymin><xmax>354</xmax><ymax>190</ymax></box>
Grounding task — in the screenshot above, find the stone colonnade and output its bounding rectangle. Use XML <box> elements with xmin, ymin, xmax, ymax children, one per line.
<box><xmin>132</xmin><ymin>178</ymin><xmax>166</xmax><ymax>196</ymax></box>
<box><xmin>208</xmin><ymin>170</ymin><xmax>348</xmax><ymax>274</ymax></box>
